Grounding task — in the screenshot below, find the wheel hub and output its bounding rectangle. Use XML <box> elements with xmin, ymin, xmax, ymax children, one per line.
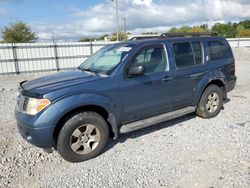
<box><xmin>80</xmin><ymin>135</ymin><xmax>89</xmax><ymax>143</ymax></box>
<box><xmin>70</xmin><ymin>124</ymin><xmax>101</xmax><ymax>155</ymax></box>
<box><xmin>206</xmin><ymin>92</ymin><xmax>219</xmax><ymax>113</ymax></box>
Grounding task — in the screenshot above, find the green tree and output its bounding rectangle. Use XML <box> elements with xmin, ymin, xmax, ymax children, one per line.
<box><xmin>236</xmin><ymin>25</ymin><xmax>245</xmax><ymax>37</ymax></box>
<box><xmin>167</xmin><ymin>27</ymin><xmax>178</xmax><ymax>33</ymax></box>
<box><xmin>2</xmin><ymin>21</ymin><xmax>38</xmax><ymax>43</ymax></box>
<box><xmin>238</xmin><ymin>19</ymin><xmax>250</xmax><ymax>29</ymax></box>
<box><xmin>141</xmin><ymin>32</ymin><xmax>158</xmax><ymax>35</ymax></box>
<box><xmin>238</xmin><ymin>29</ymin><xmax>250</xmax><ymax>37</ymax></box>
<box><xmin>236</xmin><ymin>25</ymin><xmax>250</xmax><ymax>37</ymax></box>
<box><xmin>98</xmin><ymin>34</ymin><xmax>109</xmax><ymax>41</ymax></box>
<box><xmin>78</xmin><ymin>37</ymin><xmax>94</xmax><ymax>42</ymax></box>
<box><xmin>199</xmin><ymin>24</ymin><xmax>209</xmax><ymax>32</ymax></box>
<box><xmin>109</xmin><ymin>32</ymin><xmax>127</xmax><ymax>41</ymax></box>
<box><xmin>188</xmin><ymin>26</ymin><xmax>206</xmax><ymax>33</ymax></box>
<box><xmin>167</xmin><ymin>20</ymin><xmax>250</xmax><ymax>37</ymax></box>
<box><xmin>178</xmin><ymin>25</ymin><xmax>191</xmax><ymax>32</ymax></box>
<box><xmin>211</xmin><ymin>22</ymin><xmax>236</xmax><ymax>38</ymax></box>
<box><xmin>168</xmin><ymin>25</ymin><xmax>206</xmax><ymax>33</ymax></box>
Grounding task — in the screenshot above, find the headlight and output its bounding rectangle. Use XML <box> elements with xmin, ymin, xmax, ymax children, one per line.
<box><xmin>26</xmin><ymin>98</ymin><xmax>51</xmax><ymax>115</ymax></box>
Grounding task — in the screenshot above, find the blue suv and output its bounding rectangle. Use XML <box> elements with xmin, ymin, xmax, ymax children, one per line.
<box><xmin>15</xmin><ymin>32</ymin><xmax>237</xmax><ymax>162</ymax></box>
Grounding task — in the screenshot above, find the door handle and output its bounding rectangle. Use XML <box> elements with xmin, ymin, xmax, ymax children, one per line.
<box><xmin>162</xmin><ymin>76</ymin><xmax>173</xmax><ymax>82</ymax></box>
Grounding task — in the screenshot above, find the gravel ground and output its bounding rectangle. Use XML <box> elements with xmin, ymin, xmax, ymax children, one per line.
<box><xmin>0</xmin><ymin>47</ymin><xmax>250</xmax><ymax>188</ymax></box>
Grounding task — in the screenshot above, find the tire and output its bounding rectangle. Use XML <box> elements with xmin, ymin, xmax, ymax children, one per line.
<box><xmin>196</xmin><ymin>85</ymin><xmax>223</xmax><ymax>118</ymax></box>
<box><xmin>57</xmin><ymin>111</ymin><xmax>110</xmax><ymax>162</ymax></box>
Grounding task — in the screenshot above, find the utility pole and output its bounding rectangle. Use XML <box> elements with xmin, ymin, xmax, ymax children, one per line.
<box><xmin>123</xmin><ymin>17</ymin><xmax>127</xmax><ymax>41</ymax></box>
<box><xmin>115</xmin><ymin>0</ymin><xmax>119</xmax><ymax>41</ymax></box>
<box><xmin>111</xmin><ymin>0</ymin><xmax>119</xmax><ymax>41</ymax></box>
<box><xmin>51</xmin><ymin>32</ymin><xmax>55</xmax><ymax>44</ymax></box>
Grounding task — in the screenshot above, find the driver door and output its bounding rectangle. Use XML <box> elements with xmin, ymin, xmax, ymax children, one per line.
<box><xmin>119</xmin><ymin>44</ymin><xmax>175</xmax><ymax>122</ymax></box>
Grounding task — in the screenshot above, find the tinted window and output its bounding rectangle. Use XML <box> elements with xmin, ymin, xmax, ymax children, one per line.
<box><xmin>192</xmin><ymin>42</ymin><xmax>203</xmax><ymax>64</ymax></box>
<box><xmin>172</xmin><ymin>42</ymin><xmax>194</xmax><ymax>68</ymax></box>
<box><xmin>208</xmin><ymin>41</ymin><xmax>231</xmax><ymax>61</ymax></box>
<box><xmin>131</xmin><ymin>46</ymin><xmax>166</xmax><ymax>74</ymax></box>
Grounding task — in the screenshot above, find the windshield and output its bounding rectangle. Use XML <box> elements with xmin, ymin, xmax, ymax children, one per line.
<box><xmin>79</xmin><ymin>43</ymin><xmax>133</xmax><ymax>75</ymax></box>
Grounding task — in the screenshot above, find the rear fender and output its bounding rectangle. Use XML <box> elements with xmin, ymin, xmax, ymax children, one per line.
<box><xmin>195</xmin><ymin>71</ymin><xmax>226</xmax><ymax>105</ymax></box>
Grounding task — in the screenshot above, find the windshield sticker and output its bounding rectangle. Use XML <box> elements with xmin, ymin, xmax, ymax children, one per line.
<box><xmin>118</xmin><ymin>47</ymin><xmax>132</xmax><ymax>52</ymax></box>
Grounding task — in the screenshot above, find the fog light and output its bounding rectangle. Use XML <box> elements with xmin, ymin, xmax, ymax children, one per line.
<box><xmin>26</xmin><ymin>135</ymin><xmax>32</xmax><ymax>141</ymax></box>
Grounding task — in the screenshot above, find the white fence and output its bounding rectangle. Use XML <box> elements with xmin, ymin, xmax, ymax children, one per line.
<box><xmin>0</xmin><ymin>39</ymin><xmax>249</xmax><ymax>75</ymax></box>
<box><xmin>0</xmin><ymin>41</ymin><xmax>115</xmax><ymax>74</ymax></box>
<box><xmin>227</xmin><ymin>38</ymin><xmax>250</xmax><ymax>47</ymax></box>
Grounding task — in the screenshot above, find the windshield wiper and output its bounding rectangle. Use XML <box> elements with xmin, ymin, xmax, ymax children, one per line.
<box><xmin>77</xmin><ymin>67</ymin><xmax>100</xmax><ymax>75</ymax></box>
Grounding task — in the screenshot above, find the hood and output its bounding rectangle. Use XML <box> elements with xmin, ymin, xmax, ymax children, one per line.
<box><xmin>22</xmin><ymin>70</ymin><xmax>103</xmax><ymax>95</ymax></box>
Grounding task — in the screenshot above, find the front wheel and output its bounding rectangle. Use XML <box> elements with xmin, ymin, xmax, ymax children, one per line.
<box><xmin>196</xmin><ymin>85</ymin><xmax>223</xmax><ymax>118</ymax></box>
<box><xmin>57</xmin><ymin>111</ymin><xmax>110</xmax><ymax>162</ymax></box>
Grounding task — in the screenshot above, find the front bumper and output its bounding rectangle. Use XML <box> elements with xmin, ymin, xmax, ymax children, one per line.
<box><xmin>14</xmin><ymin>104</ymin><xmax>61</xmax><ymax>149</ymax></box>
<box><xmin>17</xmin><ymin>121</ymin><xmax>54</xmax><ymax>148</ymax></box>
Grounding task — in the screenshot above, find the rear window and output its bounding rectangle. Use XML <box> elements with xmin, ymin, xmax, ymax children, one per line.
<box><xmin>172</xmin><ymin>42</ymin><xmax>203</xmax><ymax>68</ymax></box>
<box><xmin>208</xmin><ymin>41</ymin><xmax>232</xmax><ymax>61</ymax></box>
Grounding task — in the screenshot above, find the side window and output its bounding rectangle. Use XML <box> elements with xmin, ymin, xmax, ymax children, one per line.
<box><xmin>208</xmin><ymin>41</ymin><xmax>231</xmax><ymax>61</ymax></box>
<box><xmin>191</xmin><ymin>42</ymin><xmax>203</xmax><ymax>64</ymax></box>
<box><xmin>172</xmin><ymin>42</ymin><xmax>194</xmax><ymax>68</ymax></box>
<box><xmin>131</xmin><ymin>46</ymin><xmax>166</xmax><ymax>74</ymax></box>
<box><xmin>133</xmin><ymin>48</ymin><xmax>153</xmax><ymax>65</ymax></box>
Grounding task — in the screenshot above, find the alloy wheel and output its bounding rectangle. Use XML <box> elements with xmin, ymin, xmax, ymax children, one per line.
<box><xmin>70</xmin><ymin>124</ymin><xmax>101</xmax><ymax>155</ymax></box>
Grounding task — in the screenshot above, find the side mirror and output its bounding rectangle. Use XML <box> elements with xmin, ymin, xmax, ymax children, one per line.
<box><xmin>127</xmin><ymin>65</ymin><xmax>144</xmax><ymax>77</ymax></box>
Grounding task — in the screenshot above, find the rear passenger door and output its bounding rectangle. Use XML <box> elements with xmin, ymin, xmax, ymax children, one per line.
<box><xmin>169</xmin><ymin>41</ymin><xmax>206</xmax><ymax>108</ymax></box>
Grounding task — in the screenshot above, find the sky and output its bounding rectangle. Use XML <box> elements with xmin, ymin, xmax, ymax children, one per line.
<box><xmin>0</xmin><ymin>0</ymin><xmax>250</xmax><ymax>41</ymax></box>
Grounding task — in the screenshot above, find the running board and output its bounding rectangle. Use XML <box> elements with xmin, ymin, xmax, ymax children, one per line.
<box><xmin>120</xmin><ymin>106</ymin><xmax>196</xmax><ymax>134</ymax></box>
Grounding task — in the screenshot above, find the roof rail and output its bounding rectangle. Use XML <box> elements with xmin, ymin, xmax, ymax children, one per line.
<box><xmin>128</xmin><ymin>32</ymin><xmax>218</xmax><ymax>41</ymax></box>
<box><xmin>160</xmin><ymin>32</ymin><xmax>218</xmax><ymax>38</ymax></box>
<box><xmin>129</xmin><ymin>36</ymin><xmax>159</xmax><ymax>41</ymax></box>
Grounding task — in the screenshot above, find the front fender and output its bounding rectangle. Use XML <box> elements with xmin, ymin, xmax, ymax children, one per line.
<box><xmin>53</xmin><ymin>93</ymin><xmax>116</xmax><ymax>114</ymax></box>
<box><xmin>52</xmin><ymin>93</ymin><xmax>120</xmax><ymax>138</ymax></box>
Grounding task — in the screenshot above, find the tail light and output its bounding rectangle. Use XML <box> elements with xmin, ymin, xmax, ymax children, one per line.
<box><xmin>231</xmin><ymin>57</ymin><xmax>235</xmax><ymax>76</ymax></box>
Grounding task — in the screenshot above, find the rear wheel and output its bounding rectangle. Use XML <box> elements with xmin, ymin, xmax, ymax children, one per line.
<box><xmin>196</xmin><ymin>85</ymin><xmax>223</xmax><ymax>118</ymax></box>
<box><xmin>57</xmin><ymin>111</ymin><xmax>109</xmax><ymax>162</ymax></box>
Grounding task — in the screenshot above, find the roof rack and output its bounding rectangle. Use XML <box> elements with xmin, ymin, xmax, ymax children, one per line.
<box><xmin>160</xmin><ymin>32</ymin><xmax>218</xmax><ymax>38</ymax></box>
<box><xmin>129</xmin><ymin>36</ymin><xmax>159</xmax><ymax>41</ymax></box>
<box><xmin>128</xmin><ymin>32</ymin><xmax>218</xmax><ymax>41</ymax></box>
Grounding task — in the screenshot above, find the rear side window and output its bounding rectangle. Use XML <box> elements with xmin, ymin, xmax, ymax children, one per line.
<box><xmin>208</xmin><ymin>41</ymin><xmax>231</xmax><ymax>61</ymax></box>
<box><xmin>172</xmin><ymin>42</ymin><xmax>194</xmax><ymax>68</ymax></box>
